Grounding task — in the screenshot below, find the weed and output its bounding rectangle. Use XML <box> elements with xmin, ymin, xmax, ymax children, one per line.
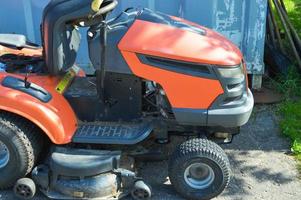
<box><xmin>267</xmin><ymin>66</ymin><xmax>301</xmax><ymax>98</ymax></box>
<box><xmin>274</xmin><ymin>64</ymin><xmax>301</xmax><ymax>173</ymax></box>
<box><xmin>279</xmin><ymin>101</ymin><xmax>301</xmax><ymax>154</ymax></box>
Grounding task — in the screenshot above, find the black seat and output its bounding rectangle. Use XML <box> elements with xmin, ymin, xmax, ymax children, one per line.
<box><xmin>50</xmin><ymin>147</ymin><xmax>120</xmax><ymax>177</ymax></box>
<box><xmin>0</xmin><ymin>34</ymin><xmax>39</xmax><ymax>49</ymax></box>
<box><xmin>42</xmin><ymin>0</ymin><xmax>94</xmax><ymax>74</ymax></box>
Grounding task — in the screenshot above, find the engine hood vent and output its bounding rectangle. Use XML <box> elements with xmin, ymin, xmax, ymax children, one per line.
<box><xmin>138</xmin><ymin>54</ymin><xmax>217</xmax><ymax>79</ymax></box>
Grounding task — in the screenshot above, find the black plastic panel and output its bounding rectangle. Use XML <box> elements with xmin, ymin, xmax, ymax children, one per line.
<box><xmin>1</xmin><ymin>76</ymin><xmax>52</xmax><ymax>103</ymax></box>
<box><xmin>64</xmin><ymin>73</ymin><xmax>142</xmax><ymax>121</ymax></box>
<box><xmin>103</xmin><ymin>72</ymin><xmax>142</xmax><ymax>119</ymax></box>
<box><xmin>87</xmin><ymin>11</ymin><xmax>137</xmax><ymax>74</ymax></box>
<box><xmin>50</xmin><ymin>147</ymin><xmax>120</xmax><ymax>177</ymax></box>
<box><xmin>172</xmin><ymin>108</ymin><xmax>208</xmax><ymax>126</ymax></box>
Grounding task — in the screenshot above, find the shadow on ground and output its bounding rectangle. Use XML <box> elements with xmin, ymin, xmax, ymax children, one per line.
<box><xmin>130</xmin><ymin>105</ymin><xmax>300</xmax><ymax>200</ymax></box>
<box><xmin>1</xmin><ymin>105</ymin><xmax>300</xmax><ymax>200</ymax></box>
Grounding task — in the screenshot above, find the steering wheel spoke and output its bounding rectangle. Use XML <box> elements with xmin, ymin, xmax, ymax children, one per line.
<box><xmin>92</xmin><ymin>0</ymin><xmax>118</xmax><ymax>19</ymax></box>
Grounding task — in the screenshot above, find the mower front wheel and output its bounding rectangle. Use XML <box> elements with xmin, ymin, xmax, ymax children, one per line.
<box><xmin>131</xmin><ymin>180</ymin><xmax>152</xmax><ymax>200</ymax></box>
<box><xmin>0</xmin><ymin>113</ymin><xmax>42</xmax><ymax>189</ymax></box>
<box><xmin>13</xmin><ymin>178</ymin><xmax>36</xmax><ymax>199</ymax></box>
<box><xmin>168</xmin><ymin>138</ymin><xmax>231</xmax><ymax>200</ymax></box>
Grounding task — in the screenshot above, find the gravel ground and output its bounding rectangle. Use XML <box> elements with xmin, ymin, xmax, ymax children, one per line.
<box><xmin>1</xmin><ymin>105</ymin><xmax>301</xmax><ymax>200</ymax></box>
<box><xmin>134</xmin><ymin>105</ymin><xmax>301</xmax><ymax>200</ymax></box>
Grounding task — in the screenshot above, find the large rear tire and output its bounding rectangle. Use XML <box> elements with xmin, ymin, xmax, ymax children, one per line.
<box><xmin>168</xmin><ymin>138</ymin><xmax>231</xmax><ymax>200</ymax></box>
<box><xmin>0</xmin><ymin>113</ymin><xmax>43</xmax><ymax>189</ymax></box>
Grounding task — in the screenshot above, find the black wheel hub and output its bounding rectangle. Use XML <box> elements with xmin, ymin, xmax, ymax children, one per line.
<box><xmin>15</xmin><ymin>184</ymin><xmax>33</xmax><ymax>199</ymax></box>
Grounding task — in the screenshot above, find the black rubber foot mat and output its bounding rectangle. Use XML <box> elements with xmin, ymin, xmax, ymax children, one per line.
<box><xmin>72</xmin><ymin>122</ymin><xmax>153</xmax><ymax>145</ymax></box>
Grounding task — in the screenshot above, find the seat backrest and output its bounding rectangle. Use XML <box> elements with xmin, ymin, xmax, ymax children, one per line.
<box><xmin>42</xmin><ymin>0</ymin><xmax>94</xmax><ymax>75</ymax></box>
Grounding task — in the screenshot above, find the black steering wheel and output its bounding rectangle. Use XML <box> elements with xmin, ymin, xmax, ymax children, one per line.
<box><xmin>92</xmin><ymin>0</ymin><xmax>118</xmax><ymax>18</ymax></box>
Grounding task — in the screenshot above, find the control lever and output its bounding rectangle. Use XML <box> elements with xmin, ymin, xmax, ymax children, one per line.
<box><xmin>24</xmin><ymin>65</ymin><xmax>33</xmax><ymax>88</ymax></box>
<box><xmin>95</xmin><ymin>21</ymin><xmax>107</xmax><ymax>102</ymax></box>
<box><xmin>100</xmin><ymin>21</ymin><xmax>107</xmax><ymax>96</ymax></box>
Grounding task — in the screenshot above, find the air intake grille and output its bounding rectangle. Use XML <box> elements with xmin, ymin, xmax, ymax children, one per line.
<box><xmin>138</xmin><ymin>54</ymin><xmax>216</xmax><ymax>79</ymax></box>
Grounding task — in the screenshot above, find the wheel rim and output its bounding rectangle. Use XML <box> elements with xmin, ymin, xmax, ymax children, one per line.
<box><xmin>0</xmin><ymin>141</ymin><xmax>10</xmax><ymax>169</ymax></box>
<box><xmin>132</xmin><ymin>188</ymin><xmax>149</xmax><ymax>199</ymax></box>
<box><xmin>15</xmin><ymin>184</ymin><xmax>33</xmax><ymax>198</ymax></box>
<box><xmin>184</xmin><ymin>163</ymin><xmax>215</xmax><ymax>189</ymax></box>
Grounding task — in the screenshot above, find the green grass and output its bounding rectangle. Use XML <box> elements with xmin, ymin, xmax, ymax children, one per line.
<box><xmin>273</xmin><ymin>0</ymin><xmax>301</xmax><ymax>38</ymax></box>
<box><xmin>283</xmin><ymin>0</ymin><xmax>301</xmax><ymax>38</ymax></box>
<box><xmin>268</xmin><ymin>0</ymin><xmax>301</xmax><ymax>174</ymax></box>
<box><xmin>279</xmin><ymin>102</ymin><xmax>301</xmax><ymax>173</ymax></box>
<box><xmin>269</xmin><ymin>67</ymin><xmax>301</xmax><ymax>98</ymax></box>
<box><xmin>271</xmin><ymin>0</ymin><xmax>301</xmax><ymax>54</ymax></box>
<box><xmin>273</xmin><ymin>66</ymin><xmax>301</xmax><ymax>173</ymax></box>
<box><xmin>279</xmin><ymin>101</ymin><xmax>301</xmax><ymax>153</ymax></box>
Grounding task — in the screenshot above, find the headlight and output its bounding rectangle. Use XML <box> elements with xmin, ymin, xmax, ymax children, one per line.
<box><xmin>216</xmin><ymin>63</ymin><xmax>244</xmax><ymax>79</ymax></box>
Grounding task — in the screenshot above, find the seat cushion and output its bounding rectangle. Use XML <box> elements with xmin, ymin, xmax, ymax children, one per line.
<box><xmin>50</xmin><ymin>147</ymin><xmax>121</xmax><ymax>177</ymax></box>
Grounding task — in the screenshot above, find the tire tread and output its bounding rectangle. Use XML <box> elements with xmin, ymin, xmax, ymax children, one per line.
<box><xmin>169</xmin><ymin>138</ymin><xmax>231</xmax><ymax>200</ymax></box>
<box><xmin>0</xmin><ymin>112</ymin><xmax>42</xmax><ymax>189</ymax></box>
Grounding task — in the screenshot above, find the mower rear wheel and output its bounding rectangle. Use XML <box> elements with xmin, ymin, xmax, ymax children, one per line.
<box><xmin>0</xmin><ymin>113</ymin><xmax>43</xmax><ymax>189</ymax></box>
<box><xmin>168</xmin><ymin>138</ymin><xmax>231</xmax><ymax>200</ymax></box>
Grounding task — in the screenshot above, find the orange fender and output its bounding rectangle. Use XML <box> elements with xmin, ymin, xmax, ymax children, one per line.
<box><xmin>0</xmin><ymin>73</ymin><xmax>77</xmax><ymax>144</ymax></box>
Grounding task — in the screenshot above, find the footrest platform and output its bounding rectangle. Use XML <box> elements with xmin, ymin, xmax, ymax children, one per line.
<box><xmin>72</xmin><ymin>122</ymin><xmax>153</xmax><ymax>145</ymax></box>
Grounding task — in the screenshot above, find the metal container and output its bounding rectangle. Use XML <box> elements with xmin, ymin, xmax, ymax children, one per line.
<box><xmin>0</xmin><ymin>0</ymin><xmax>267</xmax><ymax>88</ymax></box>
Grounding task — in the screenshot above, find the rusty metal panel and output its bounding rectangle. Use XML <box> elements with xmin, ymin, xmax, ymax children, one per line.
<box><xmin>0</xmin><ymin>0</ymin><xmax>267</xmax><ymax>74</ymax></box>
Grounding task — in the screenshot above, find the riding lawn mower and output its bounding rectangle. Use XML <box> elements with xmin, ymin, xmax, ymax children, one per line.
<box><xmin>0</xmin><ymin>0</ymin><xmax>254</xmax><ymax>199</ymax></box>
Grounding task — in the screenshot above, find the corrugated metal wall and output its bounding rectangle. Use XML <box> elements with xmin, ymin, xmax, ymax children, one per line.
<box><xmin>0</xmin><ymin>0</ymin><xmax>267</xmax><ymax>76</ymax></box>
